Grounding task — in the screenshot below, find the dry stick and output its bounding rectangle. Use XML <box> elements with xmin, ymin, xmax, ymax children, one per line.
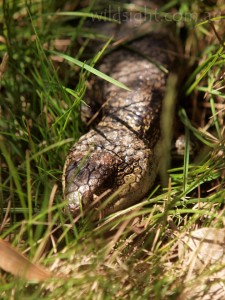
<box><xmin>209</xmin><ymin>19</ymin><xmax>225</xmax><ymax>49</ymax></box>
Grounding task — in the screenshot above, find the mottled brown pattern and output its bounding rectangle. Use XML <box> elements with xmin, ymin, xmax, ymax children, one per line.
<box><xmin>63</xmin><ymin>9</ymin><xmax>177</xmax><ymax>217</ymax></box>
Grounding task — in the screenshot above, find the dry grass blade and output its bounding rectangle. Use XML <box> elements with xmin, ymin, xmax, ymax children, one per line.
<box><xmin>0</xmin><ymin>239</ymin><xmax>52</xmax><ymax>282</ymax></box>
<box><xmin>0</xmin><ymin>52</ymin><xmax>8</xmax><ymax>83</ymax></box>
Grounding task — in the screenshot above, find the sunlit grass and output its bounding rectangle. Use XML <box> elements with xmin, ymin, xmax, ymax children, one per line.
<box><xmin>0</xmin><ymin>0</ymin><xmax>225</xmax><ymax>299</ymax></box>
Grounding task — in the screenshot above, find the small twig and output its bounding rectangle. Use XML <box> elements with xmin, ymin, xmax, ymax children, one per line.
<box><xmin>209</xmin><ymin>19</ymin><xmax>225</xmax><ymax>49</ymax></box>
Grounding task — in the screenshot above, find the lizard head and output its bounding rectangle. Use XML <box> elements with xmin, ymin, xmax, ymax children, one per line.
<box><xmin>63</xmin><ymin>151</ymin><xmax>119</xmax><ymax>216</ymax></box>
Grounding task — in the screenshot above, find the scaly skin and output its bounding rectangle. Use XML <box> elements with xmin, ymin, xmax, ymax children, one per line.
<box><xmin>63</xmin><ymin>29</ymin><xmax>176</xmax><ymax>217</ymax></box>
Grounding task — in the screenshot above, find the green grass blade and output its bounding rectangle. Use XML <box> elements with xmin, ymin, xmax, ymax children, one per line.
<box><xmin>49</xmin><ymin>50</ymin><xmax>131</xmax><ymax>91</ymax></box>
<box><xmin>185</xmin><ymin>47</ymin><xmax>224</xmax><ymax>95</ymax></box>
<box><xmin>53</xmin><ymin>12</ymin><xmax>120</xmax><ymax>23</ymax></box>
<box><xmin>0</xmin><ymin>136</ymin><xmax>27</xmax><ymax>217</ymax></box>
<box><xmin>183</xmin><ymin>128</ymin><xmax>190</xmax><ymax>193</ymax></box>
<box><xmin>210</xmin><ymin>96</ymin><xmax>222</xmax><ymax>139</ymax></box>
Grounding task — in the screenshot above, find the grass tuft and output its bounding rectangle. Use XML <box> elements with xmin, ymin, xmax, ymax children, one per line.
<box><xmin>1</xmin><ymin>0</ymin><xmax>225</xmax><ymax>299</ymax></box>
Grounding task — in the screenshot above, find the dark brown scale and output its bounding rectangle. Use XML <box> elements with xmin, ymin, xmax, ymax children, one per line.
<box><xmin>62</xmin><ymin>7</ymin><xmax>177</xmax><ymax>217</ymax></box>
